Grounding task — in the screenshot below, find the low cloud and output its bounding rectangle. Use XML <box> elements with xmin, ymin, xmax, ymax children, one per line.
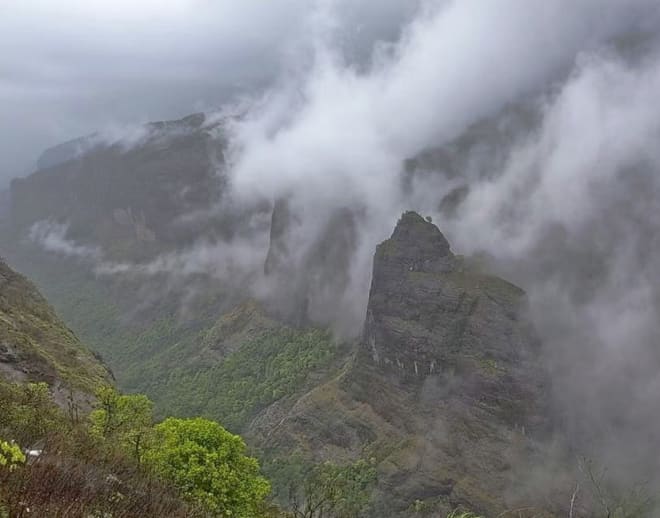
<box><xmin>21</xmin><ymin>0</ymin><xmax>660</xmax><ymax>491</ymax></box>
<box><xmin>0</xmin><ymin>0</ymin><xmax>419</xmax><ymax>185</ymax></box>
<box><xmin>29</xmin><ymin>221</ymin><xmax>102</xmax><ymax>260</ymax></box>
<box><xmin>450</xmin><ymin>50</ymin><xmax>660</xmax><ymax>484</ymax></box>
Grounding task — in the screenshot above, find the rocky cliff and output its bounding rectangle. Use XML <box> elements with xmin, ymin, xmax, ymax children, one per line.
<box><xmin>263</xmin><ymin>199</ymin><xmax>359</xmax><ymax>327</ymax></box>
<box><xmin>252</xmin><ymin>212</ymin><xmax>554</xmax><ymax>516</ymax></box>
<box><xmin>9</xmin><ymin>113</ymin><xmax>227</xmax><ymax>261</ymax></box>
<box><xmin>362</xmin><ymin>212</ymin><xmax>546</xmax><ymax>426</ymax></box>
<box><xmin>2</xmin><ymin>112</ymin><xmax>564</xmax><ymax>513</ymax></box>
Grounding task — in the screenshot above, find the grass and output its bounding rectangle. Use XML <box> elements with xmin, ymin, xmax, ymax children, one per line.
<box><xmin>0</xmin><ymin>258</ymin><xmax>110</xmax><ymax>394</ymax></box>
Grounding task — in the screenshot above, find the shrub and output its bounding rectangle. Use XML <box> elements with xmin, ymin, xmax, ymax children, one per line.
<box><xmin>145</xmin><ymin>417</ymin><xmax>271</xmax><ymax>517</ymax></box>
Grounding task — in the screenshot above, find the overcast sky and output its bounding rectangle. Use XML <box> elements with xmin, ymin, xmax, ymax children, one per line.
<box><xmin>0</xmin><ymin>0</ymin><xmax>419</xmax><ymax>186</ymax></box>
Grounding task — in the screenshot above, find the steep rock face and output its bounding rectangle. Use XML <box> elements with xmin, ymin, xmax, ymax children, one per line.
<box><xmin>262</xmin><ymin>199</ymin><xmax>358</xmax><ymax>327</ymax></box>
<box><xmin>364</xmin><ymin>211</ymin><xmax>457</xmax><ymax>370</ymax></box>
<box><xmin>10</xmin><ymin>113</ymin><xmax>227</xmax><ymax>260</ymax></box>
<box><xmin>0</xmin><ymin>258</ymin><xmax>111</xmax><ymax>404</ymax></box>
<box><xmin>255</xmin><ymin>212</ymin><xmax>553</xmax><ymax>516</ymax></box>
<box><xmin>362</xmin><ymin>212</ymin><xmax>545</xmax><ymax>428</ymax></box>
<box><xmin>36</xmin><ymin>134</ymin><xmax>101</xmax><ymax>171</ymax></box>
<box><xmin>0</xmin><ymin>190</ymin><xmax>9</xmax><ymax>221</ymax></box>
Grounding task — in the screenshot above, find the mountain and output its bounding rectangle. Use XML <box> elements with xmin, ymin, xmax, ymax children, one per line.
<box><xmin>0</xmin><ymin>115</ymin><xmax>572</xmax><ymax>515</ymax></box>
<box><xmin>247</xmin><ymin>212</ymin><xmax>555</xmax><ymax>516</ymax></box>
<box><xmin>0</xmin><ymin>113</ymin><xmax>247</xmax><ymax>400</ymax></box>
<box><xmin>9</xmin><ymin>113</ymin><xmax>228</xmax><ymax>262</ymax></box>
<box><xmin>0</xmin><ymin>257</ymin><xmax>255</xmax><ymax>518</ymax></box>
<box><xmin>0</xmin><ymin>257</ymin><xmax>111</xmax><ymax>405</ymax></box>
<box><xmin>262</xmin><ymin>199</ymin><xmax>359</xmax><ymax>327</ymax></box>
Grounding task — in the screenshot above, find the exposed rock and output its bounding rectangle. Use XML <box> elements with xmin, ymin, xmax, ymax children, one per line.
<box><xmin>36</xmin><ymin>135</ymin><xmax>101</xmax><ymax>171</ymax></box>
<box><xmin>0</xmin><ymin>189</ymin><xmax>10</xmax><ymax>221</ymax></box>
<box><xmin>10</xmin><ymin>113</ymin><xmax>227</xmax><ymax>261</ymax></box>
<box><xmin>264</xmin><ymin>198</ymin><xmax>297</xmax><ymax>276</ymax></box>
<box><xmin>262</xmin><ymin>200</ymin><xmax>358</xmax><ymax>327</ymax></box>
<box><xmin>255</xmin><ymin>212</ymin><xmax>554</xmax><ymax>516</ymax></box>
<box><xmin>363</xmin><ymin>211</ymin><xmax>541</xmax><ymax>399</ymax></box>
<box><xmin>35</xmin><ymin>113</ymin><xmax>208</xmax><ymax>171</ymax></box>
<box><xmin>0</xmin><ymin>342</ymin><xmax>20</xmax><ymax>363</ymax></box>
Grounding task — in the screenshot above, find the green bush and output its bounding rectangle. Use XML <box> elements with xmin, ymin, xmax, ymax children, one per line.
<box><xmin>0</xmin><ymin>440</ymin><xmax>25</xmax><ymax>470</ymax></box>
<box><xmin>0</xmin><ymin>381</ymin><xmax>66</xmax><ymax>446</ymax></box>
<box><xmin>0</xmin><ymin>379</ymin><xmax>278</xmax><ymax>517</ymax></box>
<box><xmin>89</xmin><ymin>385</ymin><xmax>154</xmax><ymax>464</ymax></box>
<box><xmin>145</xmin><ymin>417</ymin><xmax>271</xmax><ymax>517</ymax></box>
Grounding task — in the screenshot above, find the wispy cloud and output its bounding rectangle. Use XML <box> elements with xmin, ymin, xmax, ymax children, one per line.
<box><xmin>21</xmin><ymin>0</ymin><xmax>660</xmax><ymax>489</ymax></box>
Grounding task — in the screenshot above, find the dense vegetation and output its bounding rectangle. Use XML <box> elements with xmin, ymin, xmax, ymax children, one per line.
<box><xmin>147</xmin><ymin>417</ymin><xmax>271</xmax><ymax>516</ymax></box>
<box><xmin>0</xmin><ymin>255</ymin><xmax>382</xmax><ymax>516</ymax></box>
<box><xmin>0</xmin><ymin>381</ymin><xmax>193</xmax><ymax>516</ymax></box>
<box><xmin>0</xmin><ymin>380</ymin><xmax>383</xmax><ymax>517</ymax></box>
<box><xmin>0</xmin><ymin>253</ymin><xmax>344</xmax><ymax>431</ymax></box>
<box><xmin>0</xmin><ymin>381</ymin><xmax>271</xmax><ymax>516</ymax></box>
<box><xmin>166</xmin><ymin>328</ymin><xmax>339</xmax><ymax>430</ymax></box>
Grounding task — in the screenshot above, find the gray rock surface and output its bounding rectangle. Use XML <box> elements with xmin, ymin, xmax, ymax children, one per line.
<box><xmin>255</xmin><ymin>211</ymin><xmax>556</xmax><ymax>516</ymax></box>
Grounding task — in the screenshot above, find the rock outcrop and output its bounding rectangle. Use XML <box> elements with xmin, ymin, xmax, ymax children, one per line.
<box><xmin>255</xmin><ymin>212</ymin><xmax>553</xmax><ymax>516</ymax></box>
<box><xmin>362</xmin><ymin>212</ymin><xmax>545</xmax><ymax>428</ymax></box>
<box><xmin>0</xmin><ymin>190</ymin><xmax>9</xmax><ymax>221</ymax></box>
<box><xmin>262</xmin><ymin>199</ymin><xmax>358</xmax><ymax>327</ymax></box>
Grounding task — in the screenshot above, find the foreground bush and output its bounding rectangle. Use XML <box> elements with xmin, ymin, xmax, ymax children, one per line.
<box><xmin>0</xmin><ymin>382</ymin><xmax>276</xmax><ymax>517</ymax></box>
<box><xmin>146</xmin><ymin>417</ymin><xmax>271</xmax><ymax>517</ymax></box>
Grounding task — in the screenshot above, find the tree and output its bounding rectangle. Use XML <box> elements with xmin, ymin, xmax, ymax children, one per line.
<box><xmin>0</xmin><ymin>440</ymin><xmax>24</xmax><ymax>471</ymax></box>
<box><xmin>578</xmin><ymin>458</ymin><xmax>655</xmax><ymax>518</ymax></box>
<box><xmin>144</xmin><ymin>417</ymin><xmax>270</xmax><ymax>517</ymax></box>
<box><xmin>0</xmin><ymin>381</ymin><xmax>65</xmax><ymax>447</ymax></box>
<box><xmin>289</xmin><ymin>459</ymin><xmax>377</xmax><ymax>518</ymax></box>
<box><xmin>89</xmin><ymin>386</ymin><xmax>154</xmax><ymax>464</ymax></box>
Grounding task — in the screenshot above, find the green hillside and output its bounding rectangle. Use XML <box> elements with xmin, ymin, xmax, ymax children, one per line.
<box><xmin>0</xmin><ymin>257</ymin><xmax>111</xmax><ymax>399</ymax></box>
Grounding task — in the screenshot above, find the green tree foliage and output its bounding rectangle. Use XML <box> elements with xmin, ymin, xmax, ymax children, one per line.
<box><xmin>0</xmin><ymin>380</ymin><xmax>278</xmax><ymax>516</ymax></box>
<box><xmin>145</xmin><ymin>417</ymin><xmax>271</xmax><ymax>516</ymax></box>
<box><xmin>89</xmin><ymin>385</ymin><xmax>154</xmax><ymax>463</ymax></box>
<box><xmin>0</xmin><ymin>381</ymin><xmax>65</xmax><ymax>446</ymax></box>
<box><xmin>288</xmin><ymin>459</ymin><xmax>377</xmax><ymax>518</ymax></box>
<box><xmin>0</xmin><ymin>380</ymin><xmax>197</xmax><ymax>516</ymax></box>
<box><xmin>0</xmin><ymin>440</ymin><xmax>25</xmax><ymax>470</ymax></box>
<box><xmin>200</xmin><ymin>329</ymin><xmax>337</xmax><ymax>430</ymax></box>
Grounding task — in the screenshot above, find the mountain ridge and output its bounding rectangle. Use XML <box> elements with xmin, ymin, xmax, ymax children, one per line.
<box><xmin>244</xmin><ymin>211</ymin><xmax>556</xmax><ymax>516</ymax></box>
<box><xmin>0</xmin><ymin>114</ymin><xmax>579</xmax><ymax>516</ymax></box>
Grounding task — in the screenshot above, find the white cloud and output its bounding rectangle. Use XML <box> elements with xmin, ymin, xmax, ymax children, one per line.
<box><xmin>20</xmin><ymin>0</ymin><xmax>660</xmax><ymax>484</ymax></box>
<box><xmin>28</xmin><ymin>221</ymin><xmax>102</xmax><ymax>260</ymax></box>
<box><xmin>0</xmin><ymin>0</ymin><xmax>419</xmax><ymax>184</ymax></box>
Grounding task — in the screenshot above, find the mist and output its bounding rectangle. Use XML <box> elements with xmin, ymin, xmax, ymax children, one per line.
<box><xmin>17</xmin><ymin>0</ymin><xmax>660</xmax><ymax>498</ymax></box>
<box><xmin>0</xmin><ymin>0</ymin><xmax>418</xmax><ymax>186</ymax></box>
